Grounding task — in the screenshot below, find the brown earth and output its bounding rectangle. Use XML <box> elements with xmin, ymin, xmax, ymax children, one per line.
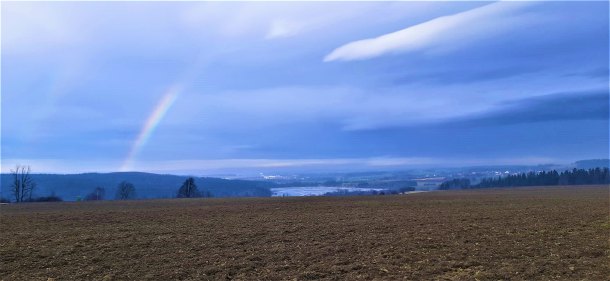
<box><xmin>1</xmin><ymin>186</ymin><xmax>609</xmax><ymax>280</ymax></box>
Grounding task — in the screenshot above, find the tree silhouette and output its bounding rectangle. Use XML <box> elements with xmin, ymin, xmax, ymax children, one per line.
<box><xmin>10</xmin><ymin>165</ymin><xmax>35</xmax><ymax>203</ymax></box>
<box><xmin>115</xmin><ymin>181</ymin><xmax>136</xmax><ymax>200</ymax></box>
<box><xmin>177</xmin><ymin>177</ymin><xmax>201</xmax><ymax>198</ymax></box>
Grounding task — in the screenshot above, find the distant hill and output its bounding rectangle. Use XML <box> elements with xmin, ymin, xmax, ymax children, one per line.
<box><xmin>0</xmin><ymin>172</ymin><xmax>275</xmax><ymax>201</ymax></box>
<box><xmin>574</xmin><ymin>159</ymin><xmax>610</xmax><ymax>169</ymax></box>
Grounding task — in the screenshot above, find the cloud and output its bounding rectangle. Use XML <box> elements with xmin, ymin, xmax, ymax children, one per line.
<box><xmin>324</xmin><ymin>1</ymin><xmax>534</xmax><ymax>62</ymax></box>
<box><xmin>262</xmin><ymin>3</ymin><xmax>392</xmax><ymax>39</ymax></box>
<box><xmin>168</xmin><ymin>86</ymin><xmax>482</xmax><ymax>132</ymax></box>
<box><xmin>175</xmin><ymin>77</ymin><xmax>605</xmax><ymax>132</ymax></box>
<box><xmin>1</xmin><ymin>156</ymin><xmax>562</xmax><ymax>174</ymax></box>
<box><xmin>1</xmin><ymin>2</ymin><xmax>82</xmax><ymax>55</ymax></box>
<box><xmin>127</xmin><ymin>156</ymin><xmax>565</xmax><ymax>174</ymax></box>
<box><xmin>457</xmin><ymin>89</ymin><xmax>609</xmax><ymax>126</ymax></box>
<box><xmin>155</xmin><ymin>78</ymin><xmax>581</xmax><ymax>141</ymax></box>
<box><xmin>265</xmin><ymin>19</ymin><xmax>306</xmax><ymax>39</ymax></box>
<box><xmin>392</xmin><ymin>65</ymin><xmax>543</xmax><ymax>86</ymax></box>
<box><xmin>3</xmin><ymin>2</ymin><xmax>608</xmax><ymax>173</ymax></box>
<box><xmin>182</xmin><ymin>2</ymin><xmax>422</xmax><ymax>41</ymax></box>
<box><xmin>0</xmin><ymin>158</ymin><xmax>121</xmax><ymax>174</ymax></box>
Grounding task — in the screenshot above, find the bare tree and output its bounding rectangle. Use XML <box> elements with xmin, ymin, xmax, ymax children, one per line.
<box><xmin>115</xmin><ymin>181</ymin><xmax>136</xmax><ymax>200</ymax></box>
<box><xmin>10</xmin><ymin>165</ymin><xmax>35</xmax><ymax>203</ymax></box>
<box><xmin>177</xmin><ymin>177</ymin><xmax>200</xmax><ymax>198</ymax></box>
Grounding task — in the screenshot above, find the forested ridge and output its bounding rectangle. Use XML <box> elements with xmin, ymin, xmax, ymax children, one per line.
<box><xmin>440</xmin><ymin>168</ymin><xmax>610</xmax><ymax>190</ymax></box>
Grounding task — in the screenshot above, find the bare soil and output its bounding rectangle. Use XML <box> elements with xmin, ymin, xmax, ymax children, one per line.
<box><xmin>1</xmin><ymin>185</ymin><xmax>609</xmax><ymax>280</ymax></box>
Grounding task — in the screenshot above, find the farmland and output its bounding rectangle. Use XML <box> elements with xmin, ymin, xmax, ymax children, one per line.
<box><xmin>1</xmin><ymin>185</ymin><xmax>608</xmax><ymax>280</ymax></box>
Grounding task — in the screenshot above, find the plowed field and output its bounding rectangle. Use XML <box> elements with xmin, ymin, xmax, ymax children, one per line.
<box><xmin>1</xmin><ymin>186</ymin><xmax>608</xmax><ymax>280</ymax></box>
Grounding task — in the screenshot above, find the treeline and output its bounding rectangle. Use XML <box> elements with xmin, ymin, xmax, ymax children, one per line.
<box><xmin>0</xmin><ymin>195</ymin><xmax>63</xmax><ymax>203</ymax></box>
<box><xmin>79</xmin><ymin>177</ymin><xmax>211</xmax><ymax>201</ymax></box>
<box><xmin>323</xmin><ymin>186</ymin><xmax>416</xmax><ymax>196</ymax></box>
<box><xmin>440</xmin><ymin>168</ymin><xmax>610</xmax><ymax>190</ymax></box>
<box><xmin>438</xmin><ymin>178</ymin><xmax>471</xmax><ymax>190</ymax></box>
<box><xmin>1</xmin><ymin>172</ymin><xmax>274</xmax><ymax>201</ymax></box>
<box><xmin>2</xmin><ymin>171</ymin><xmax>214</xmax><ymax>203</ymax></box>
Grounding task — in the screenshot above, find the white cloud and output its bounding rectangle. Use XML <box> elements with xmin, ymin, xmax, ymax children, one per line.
<box><xmin>169</xmin><ymin>86</ymin><xmax>466</xmax><ymax>131</ymax></box>
<box><xmin>262</xmin><ymin>3</ymin><xmax>378</xmax><ymax>39</ymax></box>
<box><xmin>1</xmin><ymin>159</ymin><xmax>121</xmax><ymax>174</ymax></box>
<box><xmin>170</xmin><ymin>77</ymin><xmax>586</xmax><ymax>132</ymax></box>
<box><xmin>1</xmin><ymin>3</ymin><xmax>82</xmax><ymax>55</ymax></box>
<box><xmin>324</xmin><ymin>1</ymin><xmax>535</xmax><ymax>62</ymax></box>
<box><xmin>265</xmin><ymin>19</ymin><xmax>307</xmax><ymax>39</ymax></box>
<box><xmin>181</xmin><ymin>2</ymin><xmax>398</xmax><ymax>40</ymax></box>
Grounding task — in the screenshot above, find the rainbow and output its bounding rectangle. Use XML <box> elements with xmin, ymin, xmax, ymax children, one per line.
<box><xmin>120</xmin><ymin>85</ymin><xmax>181</xmax><ymax>171</ymax></box>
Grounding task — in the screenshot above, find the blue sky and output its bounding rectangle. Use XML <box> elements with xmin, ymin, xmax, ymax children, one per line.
<box><xmin>2</xmin><ymin>1</ymin><xmax>608</xmax><ymax>175</ymax></box>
